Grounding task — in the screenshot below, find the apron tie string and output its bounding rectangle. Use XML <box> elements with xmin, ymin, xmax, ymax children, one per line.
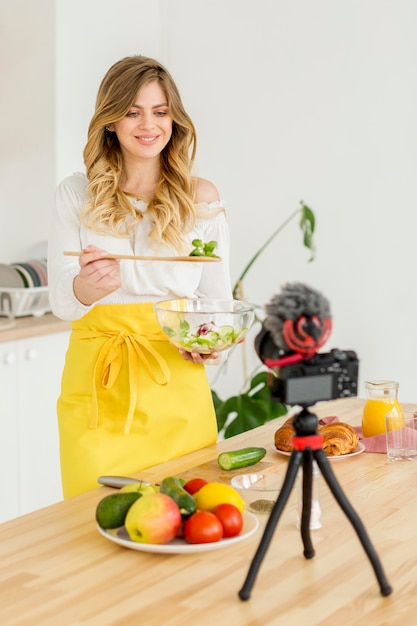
<box><xmin>72</xmin><ymin>329</ymin><xmax>171</xmax><ymax>434</ymax></box>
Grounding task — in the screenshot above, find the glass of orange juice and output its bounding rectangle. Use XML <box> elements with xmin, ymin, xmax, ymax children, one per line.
<box><xmin>362</xmin><ymin>380</ymin><xmax>401</xmax><ymax>437</ymax></box>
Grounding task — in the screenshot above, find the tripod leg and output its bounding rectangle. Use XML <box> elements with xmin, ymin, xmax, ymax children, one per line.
<box><xmin>300</xmin><ymin>451</ymin><xmax>315</xmax><ymax>559</ymax></box>
<box><xmin>313</xmin><ymin>449</ymin><xmax>393</xmax><ymax>597</ymax></box>
<box><xmin>239</xmin><ymin>449</ymin><xmax>303</xmax><ymax>601</ymax></box>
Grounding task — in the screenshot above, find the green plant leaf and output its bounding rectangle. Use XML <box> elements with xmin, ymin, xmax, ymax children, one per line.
<box><xmin>223</xmin><ymin>394</ymin><xmax>270</xmax><ymax>438</ymax></box>
<box><xmin>212</xmin><ymin>391</ymin><xmax>238</xmax><ymax>432</ymax></box>
<box><xmin>247</xmin><ymin>371</ymin><xmax>288</xmax><ymax>421</ymax></box>
<box><xmin>232</xmin><ymin>201</ymin><xmax>316</xmax><ymax>297</ymax></box>
<box><xmin>299</xmin><ymin>202</ymin><xmax>316</xmax><ymax>261</ymax></box>
<box><xmin>213</xmin><ymin>370</ymin><xmax>288</xmax><ymax>439</ymax></box>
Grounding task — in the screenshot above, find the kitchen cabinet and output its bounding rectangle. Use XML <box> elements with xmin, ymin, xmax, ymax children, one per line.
<box><xmin>0</xmin><ymin>330</ymin><xmax>70</xmax><ymax>523</ymax></box>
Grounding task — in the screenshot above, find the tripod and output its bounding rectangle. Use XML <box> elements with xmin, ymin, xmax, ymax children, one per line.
<box><xmin>239</xmin><ymin>405</ymin><xmax>393</xmax><ymax>600</ymax></box>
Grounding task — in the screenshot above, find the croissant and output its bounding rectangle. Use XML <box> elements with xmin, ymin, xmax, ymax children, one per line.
<box><xmin>274</xmin><ymin>419</ymin><xmax>359</xmax><ymax>457</ymax></box>
<box><xmin>273</xmin><ymin>418</ymin><xmax>295</xmax><ymax>452</ymax></box>
<box><xmin>320</xmin><ymin>423</ymin><xmax>359</xmax><ymax>456</ymax></box>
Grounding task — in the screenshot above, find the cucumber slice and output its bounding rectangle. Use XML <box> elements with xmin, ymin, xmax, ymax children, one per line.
<box><xmin>217</xmin><ymin>447</ymin><xmax>267</xmax><ymax>471</ymax></box>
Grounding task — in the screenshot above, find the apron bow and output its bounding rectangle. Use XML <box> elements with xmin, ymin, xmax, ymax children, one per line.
<box><xmin>72</xmin><ymin>329</ymin><xmax>171</xmax><ymax>434</ymax></box>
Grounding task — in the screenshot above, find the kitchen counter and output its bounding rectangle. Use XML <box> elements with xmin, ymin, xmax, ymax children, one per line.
<box><xmin>0</xmin><ymin>398</ymin><xmax>416</xmax><ymax>625</ymax></box>
<box><xmin>0</xmin><ymin>313</ymin><xmax>70</xmax><ymax>342</ymax></box>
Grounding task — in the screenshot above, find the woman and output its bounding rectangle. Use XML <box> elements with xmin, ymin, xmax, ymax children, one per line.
<box><xmin>48</xmin><ymin>55</ymin><xmax>232</xmax><ymax>498</ymax></box>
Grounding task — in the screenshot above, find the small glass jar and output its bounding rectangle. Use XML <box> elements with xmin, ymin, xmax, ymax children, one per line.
<box><xmin>362</xmin><ymin>380</ymin><xmax>402</xmax><ymax>437</ymax></box>
<box><xmin>296</xmin><ymin>461</ymin><xmax>322</xmax><ymax>530</ymax></box>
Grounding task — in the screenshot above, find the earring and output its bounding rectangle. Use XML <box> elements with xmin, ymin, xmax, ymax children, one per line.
<box><xmin>105</xmin><ymin>126</ymin><xmax>110</xmax><ymax>131</ymax></box>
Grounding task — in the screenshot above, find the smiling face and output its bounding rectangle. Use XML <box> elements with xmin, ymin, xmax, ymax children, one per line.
<box><xmin>108</xmin><ymin>81</ymin><xmax>173</xmax><ymax>164</ymax></box>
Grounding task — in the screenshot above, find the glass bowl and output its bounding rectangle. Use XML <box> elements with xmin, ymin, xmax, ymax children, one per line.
<box><xmin>154</xmin><ymin>298</ymin><xmax>255</xmax><ymax>354</ymax></box>
<box><xmin>231</xmin><ymin>472</ymin><xmax>281</xmax><ymax>514</ymax></box>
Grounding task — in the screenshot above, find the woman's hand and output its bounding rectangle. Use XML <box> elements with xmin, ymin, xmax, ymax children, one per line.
<box><xmin>179</xmin><ymin>349</ymin><xmax>219</xmax><ymax>365</ymax></box>
<box><xmin>73</xmin><ymin>245</ymin><xmax>122</xmax><ymax>306</ymax></box>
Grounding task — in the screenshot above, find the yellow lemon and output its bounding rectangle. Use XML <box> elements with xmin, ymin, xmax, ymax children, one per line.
<box><xmin>194</xmin><ymin>482</ymin><xmax>245</xmax><ymax>514</ymax></box>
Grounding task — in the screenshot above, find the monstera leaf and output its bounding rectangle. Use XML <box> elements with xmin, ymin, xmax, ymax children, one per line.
<box><xmin>213</xmin><ymin>371</ymin><xmax>287</xmax><ymax>439</ymax></box>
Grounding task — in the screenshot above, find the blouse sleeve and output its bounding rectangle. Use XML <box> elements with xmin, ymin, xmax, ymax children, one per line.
<box><xmin>194</xmin><ymin>202</ymin><xmax>233</xmax><ymax>301</ymax></box>
<box><xmin>47</xmin><ymin>174</ymin><xmax>94</xmax><ymax>320</ymax></box>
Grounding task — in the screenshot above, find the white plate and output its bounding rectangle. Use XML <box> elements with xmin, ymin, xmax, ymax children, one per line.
<box><xmin>274</xmin><ymin>441</ymin><xmax>365</xmax><ymax>461</ymax></box>
<box><xmin>97</xmin><ymin>510</ymin><xmax>259</xmax><ymax>554</ymax></box>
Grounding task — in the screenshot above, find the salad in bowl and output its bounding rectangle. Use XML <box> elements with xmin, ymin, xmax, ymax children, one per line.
<box><xmin>154</xmin><ymin>299</ymin><xmax>255</xmax><ymax>354</ymax></box>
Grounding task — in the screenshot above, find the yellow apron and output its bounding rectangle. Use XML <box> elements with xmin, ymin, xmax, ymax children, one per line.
<box><xmin>57</xmin><ymin>303</ymin><xmax>218</xmax><ymax>498</ymax></box>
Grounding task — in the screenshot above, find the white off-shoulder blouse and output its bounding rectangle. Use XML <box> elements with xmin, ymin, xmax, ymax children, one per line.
<box><xmin>47</xmin><ymin>172</ymin><xmax>233</xmax><ymax>321</ymax></box>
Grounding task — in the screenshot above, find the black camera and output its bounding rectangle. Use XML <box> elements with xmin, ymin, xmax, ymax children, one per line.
<box><xmin>268</xmin><ymin>349</ymin><xmax>359</xmax><ymax>405</ymax></box>
<box><xmin>255</xmin><ymin>326</ymin><xmax>359</xmax><ymax>406</ymax></box>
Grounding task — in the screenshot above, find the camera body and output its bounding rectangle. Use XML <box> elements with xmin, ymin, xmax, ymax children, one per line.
<box><xmin>268</xmin><ymin>349</ymin><xmax>359</xmax><ymax>406</ymax></box>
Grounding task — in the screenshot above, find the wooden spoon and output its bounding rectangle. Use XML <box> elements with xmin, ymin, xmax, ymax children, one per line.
<box><xmin>63</xmin><ymin>251</ymin><xmax>221</xmax><ymax>263</ymax></box>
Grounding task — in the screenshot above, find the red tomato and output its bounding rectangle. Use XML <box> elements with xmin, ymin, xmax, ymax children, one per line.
<box><xmin>176</xmin><ymin>520</ymin><xmax>184</xmax><ymax>538</ymax></box>
<box><xmin>183</xmin><ymin>511</ymin><xmax>223</xmax><ymax>544</ymax></box>
<box><xmin>183</xmin><ymin>477</ymin><xmax>208</xmax><ymax>495</ymax></box>
<box><xmin>212</xmin><ymin>503</ymin><xmax>244</xmax><ymax>538</ymax></box>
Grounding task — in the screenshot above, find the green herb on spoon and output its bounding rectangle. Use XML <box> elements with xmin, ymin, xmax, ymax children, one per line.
<box><xmin>189</xmin><ymin>239</ymin><xmax>219</xmax><ymax>257</ymax></box>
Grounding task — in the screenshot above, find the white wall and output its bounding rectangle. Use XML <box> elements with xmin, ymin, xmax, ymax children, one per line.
<box><xmin>55</xmin><ymin>0</ymin><xmax>162</xmax><ymax>182</ymax></box>
<box><xmin>161</xmin><ymin>0</ymin><xmax>417</xmax><ymax>403</ymax></box>
<box><xmin>0</xmin><ymin>0</ymin><xmax>55</xmax><ymax>261</ymax></box>
<box><xmin>2</xmin><ymin>0</ymin><xmax>417</xmax><ymax>403</ymax></box>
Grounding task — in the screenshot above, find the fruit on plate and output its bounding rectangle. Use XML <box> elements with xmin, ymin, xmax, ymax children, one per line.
<box><xmin>183</xmin><ymin>511</ymin><xmax>223</xmax><ymax>544</ymax></box>
<box><xmin>212</xmin><ymin>503</ymin><xmax>243</xmax><ymax>538</ymax></box>
<box><xmin>194</xmin><ymin>481</ymin><xmax>245</xmax><ymax>514</ymax></box>
<box><xmin>183</xmin><ymin>477</ymin><xmax>208</xmax><ymax>495</ymax></box>
<box><xmin>124</xmin><ymin>492</ymin><xmax>182</xmax><ymax>544</ymax></box>
<box><xmin>159</xmin><ymin>476</ymin><xmax>196</xmax><ymax>516</ymax></box>
<box><xmin>119</xmin><ymin>482</ymin><xmax>156</xmax><ymax>495</ymax></box>
<box><xmin>96</xmin><ymin>492</ymin><xmax>141</xmax><ymax>529</ymax></box>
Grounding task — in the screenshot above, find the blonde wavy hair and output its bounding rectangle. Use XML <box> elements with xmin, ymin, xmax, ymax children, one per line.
<box><xmin>81</xmin><ymin>55</ymin><xmax>198</xmax><ymax>251</ymax></box>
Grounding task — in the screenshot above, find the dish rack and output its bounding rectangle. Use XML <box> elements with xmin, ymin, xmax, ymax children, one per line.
<box><xmin>0</xmin><ymin>287</ymin><xmax>51</xmax><ymax>318</ymax></box>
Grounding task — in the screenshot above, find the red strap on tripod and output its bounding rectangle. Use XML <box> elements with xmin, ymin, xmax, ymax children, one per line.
<box><xmin>292</xmin><ymin>434</ymin><xmax>323</xmax><ymax>451</ymax></box>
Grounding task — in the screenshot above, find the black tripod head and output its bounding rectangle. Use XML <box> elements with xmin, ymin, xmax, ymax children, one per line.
<box><xmin>291</xmin><ymin>404</ymin><xmax>320</xmax><ymax>437</ymax></box>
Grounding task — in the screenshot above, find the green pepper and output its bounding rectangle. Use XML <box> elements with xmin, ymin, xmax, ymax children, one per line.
<box><xmin>159</xmin><ymin>476</ymin><xmax>196</xmax><ymax>516</ymax></box>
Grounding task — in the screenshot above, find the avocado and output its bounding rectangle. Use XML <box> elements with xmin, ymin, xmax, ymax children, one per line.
<box><xmin>95</xmin><ymin>492</ymin><xmax>141</xmax><ymax>529</ymax></box>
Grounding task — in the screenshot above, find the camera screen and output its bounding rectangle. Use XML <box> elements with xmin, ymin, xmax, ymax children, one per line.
<box><xmin>285</xmin><ymin>374</ymin><xmax>333</xmax><ymax>405</ymax></box>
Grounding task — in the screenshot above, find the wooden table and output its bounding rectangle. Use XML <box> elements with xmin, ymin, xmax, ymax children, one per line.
<box><xmin>1</xmin><ymin>398</ymin><xmax>417</xmax><ymax>625</ymax></box>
